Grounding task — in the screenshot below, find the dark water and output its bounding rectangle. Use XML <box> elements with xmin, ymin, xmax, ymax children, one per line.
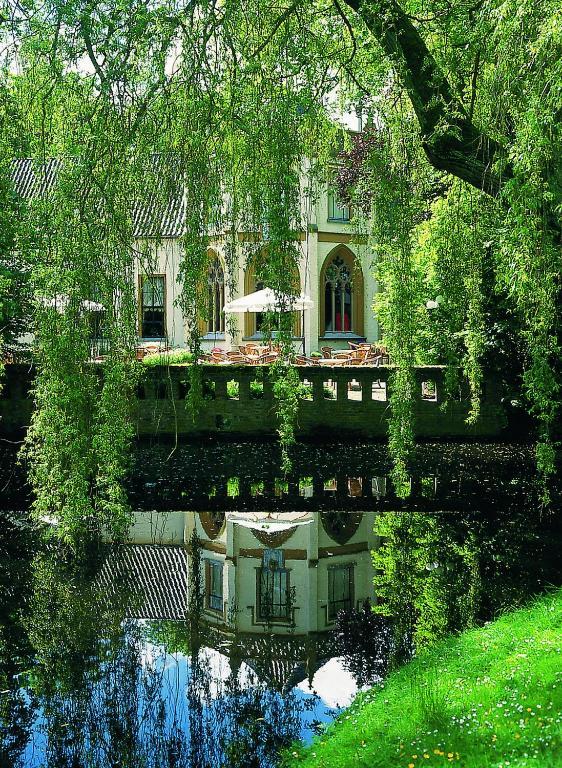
<box><xmin>1</xmin><ymin>443</ymin><xmax>561</xmax><ymax>767</ymax></box>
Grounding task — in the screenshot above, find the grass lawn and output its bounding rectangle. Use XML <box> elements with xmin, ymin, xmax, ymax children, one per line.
<box><xmin>284</xmin><ymin>588</ymin><xmax>562</xmax><ymax>768</ymax></box>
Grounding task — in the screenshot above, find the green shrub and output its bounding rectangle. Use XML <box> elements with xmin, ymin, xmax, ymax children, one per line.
<box><xmin>142</xmin><ymin>350</ymin><xmax>194</xmax><ymax>366</ymax></box>
<box><xmin>226</xmin><ymin>380</ymin><xmax>239</xmax><ymax>398</ymax></box>
<box><xmin>250</xmin><ymin>380</ymin><xmax>264</xmax><ymax>398</ymax></box>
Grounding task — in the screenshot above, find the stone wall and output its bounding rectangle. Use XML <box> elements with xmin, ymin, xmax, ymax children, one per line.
<box><xmin>0</xmin><ymin>363</ymin><xmax>505</xmax><ymax>439</ymax></box>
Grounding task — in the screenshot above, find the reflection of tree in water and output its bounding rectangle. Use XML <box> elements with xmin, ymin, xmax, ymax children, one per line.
<box><xmin>372</xmin><ymin>501</ymin><xmax>562</xmax><ymax>663</ymax></box>
<box><xmin>10</xmin><ymin>533</ymin><xmax>318</xmax><ymax>768</ymax></box>
<box><xmin>187</xmin><ymin>533</ymin><xmax>312</xmax><ymax>768</ymax></box>
<box><xmin>0</xmin><ymin>512</ymin><xmax>38</xmax><ymax>767</ymax></box>
<box><xmin>24</xmin><ymin>550</ymin><xmax>191</xmax><ymax>767</ymax></box>
<box><xmin>373</xmin><ymin>511</ymin><xmax>481</xmax><ymax>662</ymax></box>
<box><xmin>335</xmin><ymin>602</ymin><xmax>392</xmax><ymax>689</ymax></box>
<box><xmin>187</xmin><ymin>641</ymin><xmax>306</xmax><ymax>768</ymax></box>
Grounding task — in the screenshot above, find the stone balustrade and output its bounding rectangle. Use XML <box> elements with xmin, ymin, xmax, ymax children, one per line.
<box><xmin>0</xmin><ymin>363</ymin><xmax>505</xmax><ymax>439</ymax></box>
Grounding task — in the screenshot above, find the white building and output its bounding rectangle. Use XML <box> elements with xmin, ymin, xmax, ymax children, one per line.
<box><xmin>126</xmin><ymin>510</ymin><xmax>378</xmax><ymax>637</ymax></box>
<box><xmin>12</xmin><ymin>155</ymin><xmax>381</xmax><ymax>355</ymax></box>
<box><xmin>137</xmin><ymin>177</ymin><xmax>380</xmax><ymax>355</ymax></box>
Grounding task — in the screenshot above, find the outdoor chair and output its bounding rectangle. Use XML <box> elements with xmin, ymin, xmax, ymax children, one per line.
<box><xmin>239</xmin><ymin>343</ymin><xmax>258</xmax><ymax>355</ymax></box>
<box><xmin>143</xmin><ymin>343</ymin><xmax>168</xmax><ymax>354</ymax></box>
<box><xmin>226</xmin><ymin>352</ymin><xmax>248</xmax><ymax>363</ymax></box>
<box><xmin>135</xmin><ymin>347</ymin><xmax>149</xmax><ymax>361</ymax></box>
<box><xmin>255</xmin><ymin>352</ymin><xmax>279</xmax><ymax>364</ymax></box>
<box><xmin>332</xmin><ymin>351</ymin><xmax>352</xmax><ymax>360</ymax></box>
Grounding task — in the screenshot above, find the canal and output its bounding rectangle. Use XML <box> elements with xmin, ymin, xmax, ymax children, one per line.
<box><xmin>0</xmin><ymin>442</ymin><xmax>561</xmax><ymax>767</ymax></box>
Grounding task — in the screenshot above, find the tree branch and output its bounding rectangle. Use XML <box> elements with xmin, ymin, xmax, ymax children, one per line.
<box><xmin>468</xmin><ymin>49</ymin><xmax>480</xmax><ymax>120</ymax></box>
<box><xmin>342</xmin><ymin>0</ymin><xmax>510</xmax><ymax>198</ymax></box>
<box><xmin>249</xmin><ymin>0</ymin><xmax>303</xmax><ymax>59</ymax></box>
<box><xmin>80</xmin><ymin>14</ymin><xmax>106</xmax><ymax>86</ymax></box>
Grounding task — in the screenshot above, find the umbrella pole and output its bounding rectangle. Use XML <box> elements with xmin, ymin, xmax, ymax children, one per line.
<box><xmin>302</xmin><ymin>308</ymin><xmax>305</xmax><ymax>355</ymax></box>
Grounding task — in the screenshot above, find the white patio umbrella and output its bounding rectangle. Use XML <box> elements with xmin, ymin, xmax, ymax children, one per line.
<box><xmin>227</xmin><ymin>512</ymin><xmax>314</xmax><ymax>532</ymax></box>
<box><xmin>223</xmin><ymin>287</ymin><xmax>313</xmax><ymax>353</ymax></box>
<box><xmin>223</xmin><ymin>287</ymin><xmax>313</xmax><ymax>314</ymax></box>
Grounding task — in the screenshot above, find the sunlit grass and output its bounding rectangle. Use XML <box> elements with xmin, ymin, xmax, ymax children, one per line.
<box><xmin>284</xmin><ymin>588</ymin><xmax>562</xmax><ymax>768</ymax></box>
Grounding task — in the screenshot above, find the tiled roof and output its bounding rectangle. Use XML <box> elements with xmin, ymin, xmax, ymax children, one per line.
<box><xmin>9</xmin><ymin>157</ymin><xmax>186</xmax><ymax>238</ymax></box>
<box><xmin>97</xmin><ymin>544</ymin><xmax>188</xmax><ymax>619</ymax></box>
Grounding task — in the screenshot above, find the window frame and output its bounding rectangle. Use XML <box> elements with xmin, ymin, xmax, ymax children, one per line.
<box><xmin>256</xmin><ymin>550</ymin><xmax>291</xmax><ymax>622</ymax></box>
<box><xmin>328</xmin><ymin>563</ymin><xmax>354</xmax><ymax>621</ymax></box>
<box><xmin>204</xmin><ymin>558</ymin><xmax>224</xmax><ymax>614</ymax></box>
<box><xmin>327</xmin><ymin>189</ymin><xmax>351</xmax><ymax>223</ymax></box>
<box><xmin>139</xmin><ymin>273</ymin><xmax>166</xmax><ymax>340</ymax></box>
<box><xmin>206</xmin><ymin>258</ymin><xmax>226</xmax><ymax>336</ymax></box>
<box><xmin>319</xmin><ymin>248</ymin><xmax>364</xmax><ymax>338</ymax></box>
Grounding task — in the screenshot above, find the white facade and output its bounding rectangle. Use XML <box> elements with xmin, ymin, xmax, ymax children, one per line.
<box><xmin>127</xmin><ymin>510</ymin><xmax>378</xmax><ymax>637</ymax></box>
<box><xmin>136</xmin><ymin>181</ymin><xmax>380</xmax><ymax>355</ymax></box>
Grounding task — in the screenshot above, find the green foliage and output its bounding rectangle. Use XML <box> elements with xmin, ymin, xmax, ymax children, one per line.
<box><xmin>372</xmin><ymin>512</ymin><xmax>480</xmax><ymax>655</ymax></box>
<box><xmin>271</xmin><ymin>363</ymin><xmax>303</xmax><ymax>474</ymax></box>
<box><xmin>25</xmin><ymin>551</ymin><xmax>129</xmax><ymax>695</ymax></box>
<box><xmin>250</xmin><ymin>379</ymin><xmax>265</xmax><ymax>398</ymax></box>
<box><xmin>0</xmin><ymin>0</ymin><xmax>560</xmax><ymax>538</ymax></box>
<box><xmin>226</xmin><ymin>379</ymin><xmax>239</xmax><ymax>399</ymax></box>
<box><xmin>142</xmin><ymin>350</ymin><xmax>194</xmax><ymax>366</ymax></box>
<box><xmin>363</xmin><ymin>127</ymin><xmax>430</xmax><ymax>491</ymax></box>
<box><xmin>142</xmin><ymin>620</ymin><xmax>191</xmax><ymax>656</ymax></box>
<box><xmin>227</xmin><ymin>477</ymin><xmax>240</xmax><ymax>497</ymax></box>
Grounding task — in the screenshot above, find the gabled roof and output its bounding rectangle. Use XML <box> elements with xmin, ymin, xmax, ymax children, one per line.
<box><xmin>97</xmin><ymin>544</ymin><xmax>188</xmax><ymax>619</ymax></box>
<box><xmin>10</xmin><ymin>157</ymin><xmax>186</xmax><ymax>238</ymax></box>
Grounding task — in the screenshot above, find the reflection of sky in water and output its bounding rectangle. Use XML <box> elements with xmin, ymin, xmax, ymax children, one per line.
<box><xmin>23</xmin><ymin>630</ymin><xmax>357</xmax><ymax>767</ymax></box>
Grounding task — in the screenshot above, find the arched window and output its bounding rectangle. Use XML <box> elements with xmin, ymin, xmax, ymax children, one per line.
<box><xmin>199</xmin><ymin>512</ymin><xmax>226</xmax><ymax>540</ymax></box>
<box><xmin>320</xmin><ymin>248</ymin><xmax>364</xmax><ymax>337</ymax></box>
<box><xmin>206</xmin><ymin>257</ymin><xmax>225</xmax><ymax>334</ymax></box>
<box><xmin>325</xmin><ymin>255</ymin><xmax>352</xmax><ymax>332</ymax></box>
<box><xmin>321</xmin><ymin>511</ymin><xmax>362</xmax><ymax>544</ymax></box>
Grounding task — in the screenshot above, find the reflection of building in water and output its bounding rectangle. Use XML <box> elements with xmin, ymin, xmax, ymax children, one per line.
<box><xmin>191</xmin><ymin>511</ymin><xmax>377</xmax><ymax>635</ymax></box>
<box><xmin>100</xmin><ymin>512</ymin><xmax>380</xmax><ymax>694</ymax></box>
<box><xmin>118</xmin><ymin>511</ymin><xmax>377</xmax><ymax>635</ymax></box>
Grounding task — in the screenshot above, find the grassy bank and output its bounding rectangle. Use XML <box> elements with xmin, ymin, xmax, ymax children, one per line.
<box><xmin>285</xmin><ymin>589</ymin><xmax>562</xmax><ymax>768</ymax></box>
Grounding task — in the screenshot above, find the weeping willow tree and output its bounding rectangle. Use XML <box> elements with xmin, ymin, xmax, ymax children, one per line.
<box><xmin>332</xmin><ymin>0</ymin><xmax>562</xmax><ymax>491</ymax></box>
<box><xmin>0</xmin><ymin>0</ymin><xmax>559</xmax><ymax>541</ymax></box>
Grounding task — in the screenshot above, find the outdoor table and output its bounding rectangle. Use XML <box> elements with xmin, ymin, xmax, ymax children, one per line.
<box><xmin>317</xmin><ymin>358</ymin><xmax>348</xmax><ymax>366</ymax></box>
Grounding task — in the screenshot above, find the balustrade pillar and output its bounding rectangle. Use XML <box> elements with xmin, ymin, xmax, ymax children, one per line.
<box><xmin>262</xmin><ymin>373</ymin><xmax>274</xmax><ymax>401</ymax></box>
<box><xmin>214</xmin><ymin>376</ymin><xmax>228</xmax><ymax>399</ymax></box>
<box><xmin>238</xmin><ymin>374</ymin><xmax>251</xmax><ymax>402</ymax></box>
<box><xmin>312</xmin><ymin>374</ymin><xmax>324</xmax><ymax>402</ymax></box>
<box><xmin>336</xmin><ymin>374</ymin><xmax>347</xmax><ymax>402</ymax></box>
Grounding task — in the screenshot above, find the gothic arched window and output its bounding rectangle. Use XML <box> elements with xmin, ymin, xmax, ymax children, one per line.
<box><xmin>207</xmin><ymin>258</ymin><xmax>225</xmax><ymax>334</ymax></box>
<box><xmin>320</xmin><ymin>248</ymin><xmax>364</xmax><ymax>337</ymax></box>
<box><xmin>321</xmin><ymin>512</ymin><xmax>362</xmax><ymax>544</ymax></box>
<box><xmin>199</xmin><ymin>512</ymin><xmax>226</xmax><ymax>540</ymax></box>
<box><xmin>325</xmin><ymin>255</ymin><xmax>352</xmax><ymax>332</ymax></box>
